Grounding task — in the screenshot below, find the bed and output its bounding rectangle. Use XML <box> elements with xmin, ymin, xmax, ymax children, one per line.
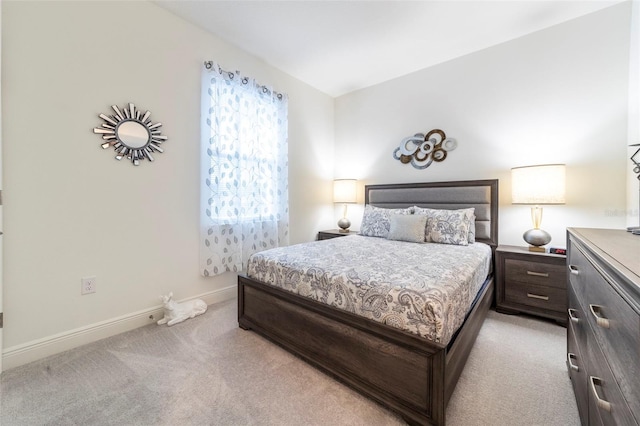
<box><xmin>238</xmin><ymin>179</ymin><xmax>498</xmax><ymax>425</ymax></box>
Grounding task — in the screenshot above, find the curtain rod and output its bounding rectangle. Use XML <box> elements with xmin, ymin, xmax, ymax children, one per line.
<box><xmin>203</xmin><ymin>61</ymin><xmax>286</xmax><ymax>100</ymax></box>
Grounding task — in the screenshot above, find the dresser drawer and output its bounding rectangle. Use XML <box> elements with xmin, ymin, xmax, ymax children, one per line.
<box><xmin>570</xmin><ymin>244</ymin><xmax>640</xmax><ymax>416</ymax></box>
<box><xmin>587</xmin><ymin>339</ymin><xmax>639</xmax><ymax>426</ymax></box>
<box><xmin>568</xmin><ymin>283</ymin><xmax>587</xmax><ymax>348</ymax></box>
<box><xmin>504</xmin><ymin>281</ymin><xmax>566</xmax><ymax>313</ymax></box>
<box><xmin>505</xmin><ymin>258</ymin><xmax>566</xmax><ymax>289</ymax></box>
<box><xmin>567</xmin><ymin>318</ymin><xmax>589</xmax><ymax>426</ymax></box>
<box><xmin>568</xmin><ymin>242</ymin><xmax>592</xmax><ymax>305</ymax></box>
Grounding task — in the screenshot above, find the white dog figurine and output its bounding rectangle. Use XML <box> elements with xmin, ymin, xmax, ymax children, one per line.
<box><xmin>157</xmin><ymin>292</ymin><xmax>208</xmax><ymax>326</ymax></box>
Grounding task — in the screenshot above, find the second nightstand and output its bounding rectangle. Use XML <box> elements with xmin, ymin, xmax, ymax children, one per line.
<box><xmin>317</xmin><ymin>229</ymin><xmax>358</xmax><ymax>240</ymax></box>
<box><xmin>495</xmin><ymin>245</ymin><xmax>567</xmax><ymax>325</ymax></box>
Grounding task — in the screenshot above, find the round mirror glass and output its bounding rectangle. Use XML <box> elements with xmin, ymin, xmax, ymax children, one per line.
<box><xmin>117</xmin><ymin>120</ymin><xmax>150</xmax><ymax>149</ymax></box>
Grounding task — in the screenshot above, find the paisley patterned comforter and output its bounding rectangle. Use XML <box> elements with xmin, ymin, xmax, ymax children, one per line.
<box><xmin>247</xmin><ymin>235</ymin><xmax>492</xmax><ymax>345</ymax></box>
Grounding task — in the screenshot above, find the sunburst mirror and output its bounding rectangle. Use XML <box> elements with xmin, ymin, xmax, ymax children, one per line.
<box><xmin>93</xmin><ymin>103</ymin><xmax>167</xmax><ymax>166</ymax></box>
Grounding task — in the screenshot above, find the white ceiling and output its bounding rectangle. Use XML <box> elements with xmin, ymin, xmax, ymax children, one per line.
<box><xmin>154</xmin><ymin>0</ymin><xmax>623</xmax><ymax>97</ymax></box>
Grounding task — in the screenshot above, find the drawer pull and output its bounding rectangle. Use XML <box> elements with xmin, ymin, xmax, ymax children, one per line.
<box><xmin>567</xmin><ymin>353</ymin><xmax>580</xmax><ymax>372</ymax></box>
<box><xmin>527</xmin><ymin>271</ymin><xmax>549</xmax><ymax>278</ymax></box>
<box><xmin>527</xmin><ymin>293</ymin><xmax>549</xmax><ymax>301</ymax></box>
<box><xmin>590</xmin><ymin>376</ymin><xmax>612</xmax><ymax>413</ymax></box>
<box><xmin>569</xmin><ymin>265</ymin><xmax>579</xmax><ymax>275</ymax></box>
<box><xmin>567</xmin><ymin>308</ymin><xmax>580</xmax><ymax>323</ymax></box>
<box><xmin>589</xmin><ymin>304</ymin><xmax>610</xmax><ymax>329</ymax></box>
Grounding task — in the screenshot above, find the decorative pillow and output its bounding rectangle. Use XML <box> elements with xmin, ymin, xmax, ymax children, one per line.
<box><xmin>468</xmin><ymin>214</ymin><xmax>476</xmax><ymax>243</ymax></box>
<box><xmin>413</xmin><ymin>207</ymin><xmax>475</xmax><ymax>246</ymax></box>
<box><xmin>387</xmin><ymin>214</ymin><xmax>428</xmax><ymax>243</ymax></box>
<box><xmin>360</xmin><ymin>205</ymin><xmax>413</xmax><ymax>238</ymax></box>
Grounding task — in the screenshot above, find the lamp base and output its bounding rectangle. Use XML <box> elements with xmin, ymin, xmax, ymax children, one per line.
<box><xmin>523</xmin><ymin>228</ymin><xmax>551</xmax><ymax>250</ymax></box>
<box><xmin>527</xmin><ymin>245</ymin><xmax>547</xmax><ymax>253</ymax></box>
<box><xmin>337</xmin><ymin>217</ymin><xmax>351</xmax><ymax>232</ymax></box>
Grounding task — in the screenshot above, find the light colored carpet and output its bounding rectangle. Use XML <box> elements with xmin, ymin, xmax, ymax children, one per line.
<box><xmin>0</xmin><ymin>299</ymin><xmax>579</xmax><ymax>425</ymax></box>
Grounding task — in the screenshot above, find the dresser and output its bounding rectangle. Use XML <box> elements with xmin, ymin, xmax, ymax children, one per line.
<box><xmin>567</xmin><ymin>228</ymin><xmax>640</xmax><ymax>426</ymax></box>
<box><xmin>495</xmin><ymin>245</ymin><xmax>567</xmax><ymax>324</ymax></box>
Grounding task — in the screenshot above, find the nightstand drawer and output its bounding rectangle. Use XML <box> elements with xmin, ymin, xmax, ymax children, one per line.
<box><xmin>505</xmin><ymin>282</ymin><xmax>566</xmax><ymax>313</ymax></box>
<box><xmin>505</xmin><ymin>259</ymin><xmax>566</xmax><ymax>289</ymax></box>
<box><xmin>317</xmin><ymin>230</ymin><xmax>357</xmax><ymax>240</ymax></box>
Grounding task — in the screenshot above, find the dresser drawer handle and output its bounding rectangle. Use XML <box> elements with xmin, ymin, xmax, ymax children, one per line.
<box><xmin>526</xmin><ymin>271</ymin><xmax>549</xmax><ymax>278</ymax></box>
<box><xmin>569</xmin><ymin>265</ymin><xmax>579</xmax><ymax>275</ymax></box>
<box><xmin>589</xmin><ymin>304</ymin><xmax>610</xmax><ymax>329</ymax></box>
<box><xmin>567</xmin><ymin>353</ymin><xmax>580</xmax><ymax>372</ymax></box>
<box><xmin>527</xmin><ymin>293</ymin><xmax>549</xmax><ymax>301</ymax></box>
<box><xmin>590</xmin><ymin>376</ymin><xmax>612</xmax><ymax>413</ymax></box>
<box><xmin>567</xmin><ymin>308</ymin><xmax>580</xmax><ymax>323</ymax></box>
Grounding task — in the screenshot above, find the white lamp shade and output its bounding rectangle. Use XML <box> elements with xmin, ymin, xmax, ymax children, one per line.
<box><xmin>333</xmin><ymin>179</ymin><xmax>357</xmax><ymax>203</ymax></box>
<box><xmin>512</xmin><ymin>164</ymin><xmax>566</xmax><ymax>205</ymax></box>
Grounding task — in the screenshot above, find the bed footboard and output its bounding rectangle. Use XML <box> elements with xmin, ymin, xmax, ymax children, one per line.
<box><xmin>238</xmin><ymin>273</ymin><xmax>494</xmax><ymax>425</ymax></box>
<box><xmin>239</xmin><ymin>274</ymin><xmax>453</xmax><ymax>425</ymax></box>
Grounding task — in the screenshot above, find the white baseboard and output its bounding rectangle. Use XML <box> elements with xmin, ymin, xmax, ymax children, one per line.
<box><xmin>1</xmin><ymin>285</ymin><xmax>236</xmax><ymax>372</ymax></box>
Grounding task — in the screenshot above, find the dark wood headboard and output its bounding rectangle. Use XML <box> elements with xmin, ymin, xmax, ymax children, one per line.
<box><xmin>364</xmin><ymin>179</ymin><xmax>499</xmax><ymax>248</ymax></box>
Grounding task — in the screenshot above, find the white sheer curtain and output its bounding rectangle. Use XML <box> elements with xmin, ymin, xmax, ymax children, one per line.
<box><xmin>200</xmin><ymin>62</ymin><xmax>289</xmax><ymax>276</ymax></box>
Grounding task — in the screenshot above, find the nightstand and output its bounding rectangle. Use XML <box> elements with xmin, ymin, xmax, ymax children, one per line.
<box><xmin>495</xmin><ymin>245</ymin><xmax>567</xmax><ymax>325</ymax></box>
<box><xmin>317</xmin><ymin>229</ymin><xmax>358</xmax><ymax>240</ymax></box>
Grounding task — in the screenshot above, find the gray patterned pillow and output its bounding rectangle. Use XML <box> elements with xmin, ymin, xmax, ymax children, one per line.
<box><xmin>387</xmin><ymin>214</ymin><xmax>428</xmax><ymax>243</ymax></box>
<box><xmin>360</xmin><ymin>205</ymin><xmax>413</xmax><ymax>238</ymax></box>
<box><xmin>413</xmin><ymin>207</ymin><xmax>475</xmax><ymax>246</ymax></box>
<box><xmin>468</xmin><ymin>214</ymin><xmax>476</xmax><ymax>243</ymax></box>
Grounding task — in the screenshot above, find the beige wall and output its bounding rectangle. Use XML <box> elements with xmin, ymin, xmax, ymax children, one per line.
<box><xmin>1</xmin><ymin>0</ymin><xmax>334</xmax><ymax>369</ymax></box>
<box><xmin>629</xmin><ymin>0</ymin><xmax>640</xmax><ymax>227</ymax></box>
<box><xmin>335</xmin><ymin>2</ymin><xmax>632</xmax><ymax>247</ymax></box>
<box><xmin>0</xmin><ymin>0</ymin><xmax>4</xmax><ymax>374</ymax></box>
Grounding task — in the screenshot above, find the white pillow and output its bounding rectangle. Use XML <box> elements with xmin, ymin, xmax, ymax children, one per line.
<box><xmin>387</xmin><ymin>214</ymin><xmax>428</xmax><ymax>243</ymax></box>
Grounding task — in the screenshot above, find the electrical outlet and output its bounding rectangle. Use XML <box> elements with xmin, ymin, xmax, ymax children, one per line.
<box><xmin>81</xmin><ymin>276</ymin><xmax>96</xmax><ymax>295</ymax></box>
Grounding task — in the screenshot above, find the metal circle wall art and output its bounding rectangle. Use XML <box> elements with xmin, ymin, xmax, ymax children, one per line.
<box><xmin>393</xmin><ymin>129</ymin><xmax>457</xmax><ymax>170</ymax></box>
<box><xmin>631</xmin><ymin>143</ymin><xmax>640</xmax><ymax>180</ymax></box>
<box><xmin>93</xmin><ymin>103</ymin><xmax>167</xmax><ymax>166</ymax></box>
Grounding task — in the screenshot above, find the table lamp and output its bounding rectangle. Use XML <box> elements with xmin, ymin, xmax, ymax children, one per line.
<box><xmin>333</xmin><ymin>179</ymin><xmax>357</xmax><ymax>232</ymax></box>
<box><xmin>511</xmin><ymin>164</ymin><xmax>566</xmax><ymax>252</ymax></box>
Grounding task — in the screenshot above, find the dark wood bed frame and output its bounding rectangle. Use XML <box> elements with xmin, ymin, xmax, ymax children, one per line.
<box><xmin>238</xmin><ymin>179</ymin><xmax>499</xmax><ymax>425</ymax></box>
